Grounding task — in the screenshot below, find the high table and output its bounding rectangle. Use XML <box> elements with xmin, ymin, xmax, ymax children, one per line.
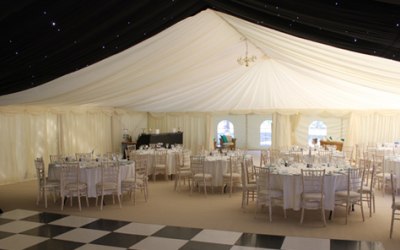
<box><xmin>48</xmin><ymin>160</ymin><xmax>135</xmax><ymax>197</ymax></box>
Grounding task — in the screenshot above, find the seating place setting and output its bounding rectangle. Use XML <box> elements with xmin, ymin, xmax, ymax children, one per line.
<box><xmin>44</xmin><ymin>153</ymin><xmax>136</xmax><ymax>210</ymax></box>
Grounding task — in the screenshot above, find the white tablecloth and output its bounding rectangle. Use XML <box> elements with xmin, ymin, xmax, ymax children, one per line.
<box><xmin>48</xmin><ymin>160</ymin><xmax>135</xmax><ymax>197</ymax></box>
<box><xmin>133</xmin><ymin>149</ymin><xmax>178</xmax><ymax>175</ymax></box>
<box><xmin>203</xmin><ymin>156</ymin><xmax>230</xmax><ymax>187</ymax></box>
<box><xmin>267</xmin><ymin>164</ymin><xmax>348</xmax><ymax>211</ymax></box>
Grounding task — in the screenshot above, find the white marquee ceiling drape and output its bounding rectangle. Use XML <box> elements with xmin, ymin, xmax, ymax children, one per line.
<box><xmin>1</xmin><ymin>9</ymin><xmax>400</xmax><ymax>112</ymax></box>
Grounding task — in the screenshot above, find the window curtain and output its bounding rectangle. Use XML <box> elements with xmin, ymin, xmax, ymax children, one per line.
<box><xmin>0</xmin><ymin>111</ymin><xmax>58</xmax><ymax>184</ymax></box>
<box><xmin>346</xmin><ymin>112</ymin><xmax>400</xmax><ymax>147</ymax></box>
<box><xmin>0</xmin><ymin>107</ymin><xmax>146</xmax><ymax>185</ymax></box>
<box><xmin>3</xmin><ymin>107</ymin><xmax>400</xmax><ymax>185</ymax></box>
<box><xmin>271</xmin><ymin>112</ymin><xmax>292</xmax><ymax>149</ymax></box>
<box><xmin>111</xmin><ymin>110</ymin><xmax>147</xmax><ymax>153</ymax></box>
<box><xmin>148</xmin><ymin>112</ymin><xmax>212</xmax><ymax>154</ymax></box>
<box><xmin>295</xmin><ymin>115</ymin><xmax>347</xmax><ymax>147</ymax></box>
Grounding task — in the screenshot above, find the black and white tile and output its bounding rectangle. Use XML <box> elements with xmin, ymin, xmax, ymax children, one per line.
<box><xmin>0</xmin><ymin>209</ymin><xmax>385</xmax><ymax>250</ymax></box>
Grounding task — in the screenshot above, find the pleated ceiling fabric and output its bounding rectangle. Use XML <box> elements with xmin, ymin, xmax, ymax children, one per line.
<box><xmin>1</xmin><ymin>9</ymin><xmax>400</xmax><ymax>112</ymax></box>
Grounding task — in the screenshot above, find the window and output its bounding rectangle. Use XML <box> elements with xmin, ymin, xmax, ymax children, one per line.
<box><xmin>260</xmin><ymin>120</ymin><xmax>272</xmax><ymax>146</ymax></box>
<box><xmin>308</xmin><ymin>120</ymin><xmax>327</xmax><ymax>146</ymax></box>
<box><xmin>217</xmin><ymin>120</ymin><xmax>234</xmax><ymax>145</ymax></box>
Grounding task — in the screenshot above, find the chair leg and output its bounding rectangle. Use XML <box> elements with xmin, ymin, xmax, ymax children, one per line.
<box><xmin>61</xmin><ymin>195</ymin><xmax>64</xmax><ymax>211</ymax></box>
<box><xmin>44</xmin><ymin>189</ymin><xmax>48</xmax><ymax>208</ymax></box>
<box><xmin>36</xmin><ymin>188</ymin><xmax>40</xmax><ymax>206</ymax></box>
<box><xmin>117</xmin><ymin>193</ymin><xmax>122</xmax><ymax>208</ymax></box>
<box><xmin>360</xmin><ymin>199</ymin><xmax>365</xmax><ymax>222</ymax></box>
<box><xmin>268</xmin><ymin>202</ymin><xmax>272</xmax><ymax>222</ymax></box>
<box><xmin>78</xmin><ymin>193</ymin><xmax>82</xmax><ymax>211</ymax></box>
<box><xmin>321</xmin><ymin>208</ymin><xmax>326</xmax><ymax>226</ymax></box>
<box><xmin>203</xmin><ymin>180</ymin><xmax>207</xmax><ymax>196</ymax></box>
<box><xmin>300</xmin><ymin>207</ymin><xmax>305</xmax><ymax>224</ymax></box>
<box><xmin>100</xmin><ymin>194</ymin><xmax>104</xmax><ymax>210</ymax></box>
<box><xmin>174</xmin><ymin>176</ymin><xmax>178</xmax><ymax>191</ymax></box>
<box><xmin>390</xmin><ymin>209</ymin><xmax>395</xmax><ymax>239</ymax></box>
<box><xmin>241</xmin><ymin>191</ymin><xmax>245</xmax><ymax>208</ymax></box>
<box><xmin>144</xmin><ymin>184</ymin><xmax>149</xmax><ymax>201</ymax></box>
<box><xmin>372</xmin><ymin>195</ymin><xmax>375</xmax><ymax>213</ymax></box>
<box><xmin>133</xmin><ymin>187</ymin><xmax>136</xmax><ymax>205</ymax></box>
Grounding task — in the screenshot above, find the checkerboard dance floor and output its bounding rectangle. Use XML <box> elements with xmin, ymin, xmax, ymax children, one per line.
<box><xmin>0</xmin><ymin>209</ymin><xmax>384</xmax><ymax>250</ymax></box>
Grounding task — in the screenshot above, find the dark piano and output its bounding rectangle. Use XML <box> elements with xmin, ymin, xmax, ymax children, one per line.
<box><xmin>136</xmin><ymin>132</ymin><xmax>183</xmax><ymax>149</ymax></box>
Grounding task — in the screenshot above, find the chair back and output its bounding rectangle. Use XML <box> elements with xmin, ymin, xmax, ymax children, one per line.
<box><xmin>50</xmin><ymin>154</ymin><xmax>65</xmax><ymax>164</ymax></box>
<box><xmin>182</xmin><ymin>149</ymin><xmax>191</xmax><ymax>167</ymax></box>
<box><xmin>342</xmin><ymin>146</ymin><xmax>354</xmax><ymax>164</ymax></box>
<box><xmin>227</xmin><ymin>155</ymin><xmax>241</xmax><ymax>178</ymax></box>
<box><xmin>60</xmin><ymin>161</ymin><xmax>89</xmax><ymax>210</ymax></box>
<box><xmin>100</xmin><ymin>160</ymin><xmax>120</xmax><ymax>186</ymax></box>
<box><xmin>346</xmin><ymin>167</ymin><xmax>364</xmax><ymax>193</ymax></box>
<box><xmin>243</xmin><ymin>155</ymin><xmax>256</xmax><ymax>184</ymax></box>
<box><xmin>34</xmin><ymin>157</ymin><xmax>46</xmax><ymax>186</ymax></box>
<box><xmin>154</xmin><ymin>149</ymin><xmax>167</xmax><ymax>166</ymax></box>
<box><xmin>269</xmin><ymin>149</ymin><xmax>280</xmax><ymax>165</ymax></box>
<box><xmin>372</xmin><ymin>154</ymin><xmax>384</xmax><ymax>174</ymax></box>
<box><xmin>135</xmin><ymin>154</ymin><xmax>148</xmax><ymax>178</ymax></box>
<box><xmin>76</xmin><ymin>153</ymin><xmax>92</xmax><ymax>162</ymax></box>
<box><xmin>260</xmin><ymin>150</ymin><xmax>268</xmax><ymax>167</ymax></box>
<box><xmin>302</xmin><ymin>154</ymin><xmax>315</xmax><ymax>165</ymax></box>
<box><xmin>301</xmin><ymin>169</ymin><xmax>325</xmax><ymax>194</ymax></box>
<box><xmin>190</xmin><ymin>155</ymin><xmax>205</xmax><ymax>176</ymax></box>
<box><xmin>60</xmin><ymin>162</ymin><xmax>80</xmax><ymax>193</ymax></box>
<box><xmin>256</xmin><ymin>167</ymin><xmax>272</xmax><ymax>192</ymax></box>
<box><xmin>318</xmin><ymin>150</ymin><xmax>332</xmax><ymax>164</ymax></box>
<box><xmin>331</xmin><ymin>153</ymin><xmax>346</xmax><ymax>166</ymax></box>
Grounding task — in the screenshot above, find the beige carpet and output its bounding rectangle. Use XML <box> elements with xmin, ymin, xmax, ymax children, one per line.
<box><xmin>0</xmin><ymin>179</ymin><xmax>399</xmax><ymax>250</ymax></box>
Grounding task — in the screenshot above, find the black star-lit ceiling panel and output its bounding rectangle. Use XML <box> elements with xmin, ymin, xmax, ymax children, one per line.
<box><xmin>1</xmin><ymin>0</ymin><xmax>399</xmax><ymax>96</ymax></box>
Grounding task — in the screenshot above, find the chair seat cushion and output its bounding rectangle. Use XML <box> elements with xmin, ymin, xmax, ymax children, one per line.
<box><xmin>193</xmin><ymin>173</ymin><xmax>212</xmax><ymax>180</ymax></box>
<box><xmin>65</xmin><ymin>182</ymin><xmax>87</xmax><ymax>190</ymax></box>
<box><xmin>376</xmin><ymin>172</ymin><xmax>392</xmax><ymax>179</ymax></box>
<box><xmin>302</xmin><ymin>192</ymin><xmax>324</xmax><ymax>200</ymax></box>
<box><xmin>335</xmin><ymin>190</ymin><xmax>359</xmax><ymax>199</ymax></box>
<box><xmin>122</xmin><ymin>177</ymin><xmax>135</xmax><ymax>183</ymax></box>
<box><xmin>259</xmin><ymin>189</ymin><xmax>283</xmax><ymax>197</ymax></box>
<box><xmin>178</xmin><ymin>170</ymin><xmax>192</xmax><ymax>176</ymax></box>
<box><xmin>97</xmin><ymin>182</ymin><xmax>117</xmax><ymax>189</ymax></box>
<box><xmin>359</xmin><ymin>187</ymin><xmax>374</xmax><ymax>194</ymax></box>
<box><xmin>222</xmin><ymin>173</ymin><xmax>241</xmax><ymax>178</ymax></box>
<box><xmin>155</xmin><ymin>164</ymin><xmax>166</xmax><ymax>169</ymax></box>
<box><xmin>44</xmin><ymin>181</ymin><xmax>60</xmax><ymax>188</ymax></box>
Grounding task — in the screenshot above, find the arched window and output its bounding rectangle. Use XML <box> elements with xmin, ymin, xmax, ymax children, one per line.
<box><xmin>308</xmin><ymin>120</ymin><xmax>327</xmax><ymax>146</ymax></box>
<box><xmin>217</xmin><ymin>120</ymin><xmax>234</xmax><ymax>145</ymax></box>
<box><xmin>260</xmin><ymin>120</ymin><xmax>272</xmax><ymax>146</ymax></box>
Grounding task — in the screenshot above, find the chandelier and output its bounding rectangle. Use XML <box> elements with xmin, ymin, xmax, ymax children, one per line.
<box><xmin>237</xmin><ymin>37</ymin><xmax>257</xmax><ymax>67</ymax></box>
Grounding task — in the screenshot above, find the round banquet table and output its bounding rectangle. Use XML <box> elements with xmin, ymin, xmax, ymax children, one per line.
<box><xmin>266</xmin><ymin>164</ymin><xmax>349</xmax><ymax>211</ymax></box>
<box><xmin>48</xmin><ymin>160</ymin><xmax>135</xmax><ymax>197</ymax></box>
